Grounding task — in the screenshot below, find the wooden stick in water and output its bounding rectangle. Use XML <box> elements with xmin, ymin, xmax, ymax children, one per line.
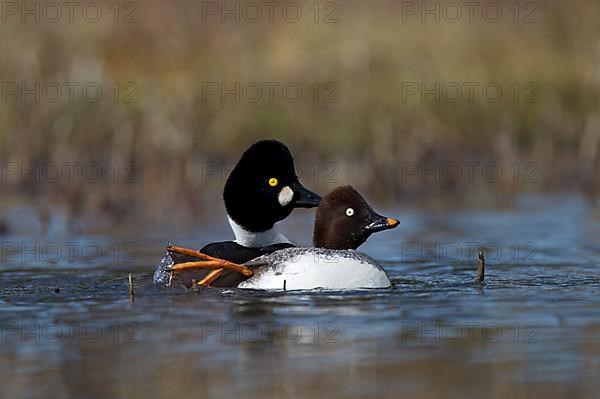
<box><xmin>129</xmin><ymin>273</ymin><xmax>135</xmax><ymax>303</ymax></box>
<box><xmin>477</xmin><ymin>251</ymin><xmax>485</xmax><ymax>282</ymax></box>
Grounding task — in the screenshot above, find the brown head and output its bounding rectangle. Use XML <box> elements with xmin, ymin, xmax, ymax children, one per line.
<box><xmin>313</xmin><ymin>186</ymin><xmax>399</xmax><ymax>250</ymax></box>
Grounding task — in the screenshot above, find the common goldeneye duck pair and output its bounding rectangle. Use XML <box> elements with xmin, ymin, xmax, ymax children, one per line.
<box><xmin>155</xmin><ymin>140</ymin><xmax>399</xmax><ymax>290</ymax></box>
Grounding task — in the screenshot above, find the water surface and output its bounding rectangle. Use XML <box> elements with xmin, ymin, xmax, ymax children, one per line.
<box><xmin>1</xmin><ymin>195</ymin><xmax>599</xmax><ymax>398</ymax></box>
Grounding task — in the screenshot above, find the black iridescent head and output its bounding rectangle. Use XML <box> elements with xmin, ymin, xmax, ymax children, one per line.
<box><xmin>223</xmin><ymin>140</ymin><xmax>321</xmax><ymax>232</ymax></box>
<box><xmin>313</xmin><ymin>186</ymin><xmax>399</xmax><ymax>250</ymax></box>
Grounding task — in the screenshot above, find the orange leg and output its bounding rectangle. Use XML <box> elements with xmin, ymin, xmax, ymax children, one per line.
<box><xmin>198</xmin><ymin>269</ymin><xmax>224</xmax><ymax>287</ymax></box>
<box><xmin>166</xmin><ymin>245</ymin><xmax>253</xmax><ymax>277</ymax></box>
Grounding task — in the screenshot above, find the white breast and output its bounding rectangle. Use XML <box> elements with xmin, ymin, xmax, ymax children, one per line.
<box><xmin>227</xmin><ymin>216</ymin><xmax>291</xmax><ymax>247</ymax></box>
<box><xmin>238</xmin><ymin>248</ymin><xmax>391</xmax><ymax>290</ymax></box>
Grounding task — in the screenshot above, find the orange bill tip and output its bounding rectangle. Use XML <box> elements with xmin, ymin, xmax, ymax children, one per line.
<box><xmin>386</xmin><ymin>218</ymin><xmax>400</xmax><ymax>227</ymax></box>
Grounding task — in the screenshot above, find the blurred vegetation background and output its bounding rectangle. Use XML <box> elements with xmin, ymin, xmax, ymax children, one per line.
<box><xmin>1</xmin><ymin>0</ymin><xmax>600</xmax><ymax>227</ymax></box>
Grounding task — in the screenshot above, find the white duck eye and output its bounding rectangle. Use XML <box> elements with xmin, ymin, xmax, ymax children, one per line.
<box><xmin>345</xmin><ymin>207</ymin><xmax>355</xmax><ymax>217</ymax></box>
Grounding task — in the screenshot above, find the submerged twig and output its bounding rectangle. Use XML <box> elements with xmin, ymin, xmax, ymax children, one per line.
<box><xmin>129</xmin><ymin>272</ymin><xmax>135</xmax><ymax>303</ymax></box>
<box><xmin>477</xmin><ymin>251</ymin><xmax>485</xmax><ymax>283</ymax></box>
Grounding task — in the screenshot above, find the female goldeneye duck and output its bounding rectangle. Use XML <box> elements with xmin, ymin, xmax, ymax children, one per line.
<box><xmin>237</xmin><ymin>185</ymin><xmax>399</xmax><ymax>290</ymax></box>
<box><xmin>154</xmin><ymin>139</ymin><xmax>321</xmax><ymax>286</ymax></box>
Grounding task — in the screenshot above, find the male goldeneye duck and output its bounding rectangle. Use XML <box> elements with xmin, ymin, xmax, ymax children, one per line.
<box><xmin>237</xmin><ymin>185</ymin><xmax>399</xmax><ymax>290</ymax></box>
<box><xmin>154</xmin><ymin>140</ymin><xmax>321</xmax><ymax>286</ymax></box>
<box><xmin>209</xmin><ymin>139</ymin><xmax>320</xmax><ymax>252</ymax></box>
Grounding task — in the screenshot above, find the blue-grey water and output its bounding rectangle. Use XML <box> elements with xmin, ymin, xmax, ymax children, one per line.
<box><xmin>1</xmin><ymin>195</ymin><xmax>599</xmax><ymax>398</ymax></box>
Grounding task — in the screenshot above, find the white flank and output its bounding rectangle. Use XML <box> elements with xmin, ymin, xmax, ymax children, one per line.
<box><xmin>238</xmin><ymin>250</ymin><xmax>391</xmax><ymax>290</ymax></box>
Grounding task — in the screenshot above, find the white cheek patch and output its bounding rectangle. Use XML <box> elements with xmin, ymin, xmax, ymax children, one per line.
<box><xmin>278</xmin><ymin>186</ymin><xmax>294</xmax><ymax>207</ymax></box>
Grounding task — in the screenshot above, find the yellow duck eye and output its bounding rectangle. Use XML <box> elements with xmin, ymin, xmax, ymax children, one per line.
<box><xmin>268</xmin><ymin>177</ymin><xmax>279</xmax><ymax>187</ymax></box>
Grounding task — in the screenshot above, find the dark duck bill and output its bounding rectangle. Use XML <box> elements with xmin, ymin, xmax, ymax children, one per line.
<box><xmin>290</xmin><ymin>180</ymin><xmax>321</xmax><ymax>208</ymax></box>
<box><xmin>363</xmin><ymin>214</ymin><xmax>399</xmax><ymax>234</ymax></box>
